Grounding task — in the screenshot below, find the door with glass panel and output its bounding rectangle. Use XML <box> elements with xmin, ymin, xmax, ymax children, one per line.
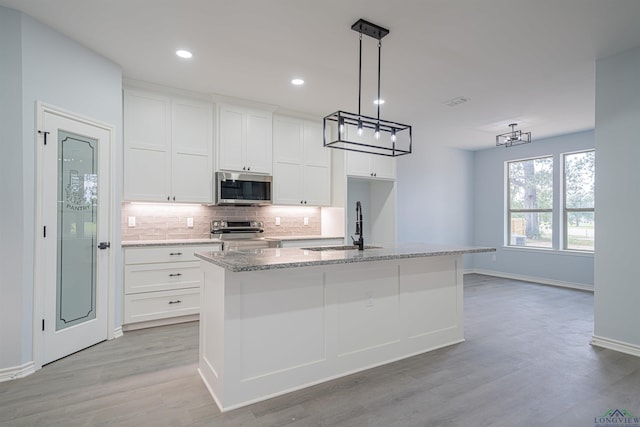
<box><xmin>40</xmin><ymin>110</ymin><xmax>110</xmax><ymax>365</ymax></box>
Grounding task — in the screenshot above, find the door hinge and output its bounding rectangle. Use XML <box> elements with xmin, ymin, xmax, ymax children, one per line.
<box><xmin>42</xmin><ymin>319</ymin><xmax>45</xmax><ymax>331</ymax></box>
<box><xmin>43</xmin><ymin>226</ymin><xmax>47</xmax><ymax>238</ymax></box>
<box><xmin>38</xmin><ymin>130</ymin><xmax>50</xmax><ymax>145</ymax></box>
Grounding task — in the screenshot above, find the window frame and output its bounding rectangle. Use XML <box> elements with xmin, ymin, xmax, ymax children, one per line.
<box><xmin>506</xmin><ymin>155</ymin><xmax>554</xmax><ymax>249</ymax></box>
<box><xmin>562</xmin><ymin>149</ymin><xmax>595</xmax><ymax>252</ymax></box>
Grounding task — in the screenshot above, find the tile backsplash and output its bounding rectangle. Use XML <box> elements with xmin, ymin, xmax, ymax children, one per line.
<box><xmin>121</xmin><ymin>203</ymin><xmax>325</xmax><ymax>241</ymax></box>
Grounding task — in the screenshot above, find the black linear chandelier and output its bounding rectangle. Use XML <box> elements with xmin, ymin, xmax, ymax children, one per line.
<box><xmin>496</xmin><ymin>123</ymin><xmax>531</xmax><ymax>147</ymax></box>
<box><xmin>323</xmin><ymin>19</ymin><xmax>412</xmax><ymax>157</ymax></box>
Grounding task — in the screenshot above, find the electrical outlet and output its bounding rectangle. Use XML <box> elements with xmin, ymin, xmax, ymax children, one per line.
<box><xmin>304</xmin><ymin>217</ymin><xmax>309</xmax><ymax>226</ymax></box>
<box><xmin>275</xmin><ymin>217</ymin><xmax>281</xmax><ymax>226</ymax></box>
<box><xmin>128</xmin><ymin>216</ymin><xmax>136</xmax><ymax>227</ymax></box>
<box><xmin>187</xmin><ymin>217</ymin><xmax>194</xmax><ymax>228</ymax></box>
<box><xmin>365</xmin><ymin>290</ymin><xmax>374</xmax><ymax>307</ymax></box>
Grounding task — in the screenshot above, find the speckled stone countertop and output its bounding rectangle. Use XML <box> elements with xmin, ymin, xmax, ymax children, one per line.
<box><xmin>195</xmin><ymin>243</ymin><xmax>495</xmax><ymax>272</ymax></box>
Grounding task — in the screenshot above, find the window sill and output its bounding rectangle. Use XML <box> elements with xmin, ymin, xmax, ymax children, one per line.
<box><xmin>501</xmin><ymin>246</ymin><xmax>594</xmax><ymax>258</ymax></box>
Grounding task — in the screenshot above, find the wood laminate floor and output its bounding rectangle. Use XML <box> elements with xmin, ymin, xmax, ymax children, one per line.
<box><xmin>2</xmin><ymin>274</ymin><xmax>640</xmax><ymax>426</ymax></box>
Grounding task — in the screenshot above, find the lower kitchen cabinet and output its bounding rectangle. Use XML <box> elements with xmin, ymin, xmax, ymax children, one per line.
<box><xmin>123</xmin><ymin>243</ymin><xmax>221</xmax><ymax>329</ymax></box>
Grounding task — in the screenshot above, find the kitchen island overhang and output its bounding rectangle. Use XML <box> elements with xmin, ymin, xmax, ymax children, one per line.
<box><xmin>195</xmin><ymin>244</ymin><xmax>495</xmax><ymax>412</ymax></box>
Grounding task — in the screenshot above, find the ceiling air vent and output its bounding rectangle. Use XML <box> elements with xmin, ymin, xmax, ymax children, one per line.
<box><xmin>443</xmin><ymin>96</ymin><xmax>469</xmax><ymax>107</ymax></box>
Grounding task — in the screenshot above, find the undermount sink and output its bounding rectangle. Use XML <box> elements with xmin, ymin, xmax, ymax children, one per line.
<box><xmin>301</xmin><ymin>245</ymin><xmax>382</xmax><ymax>251</ymax></box>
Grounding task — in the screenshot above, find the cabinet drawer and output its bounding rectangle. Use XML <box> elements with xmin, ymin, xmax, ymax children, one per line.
<box><xmin>124</xmin><ymin>245</ymin><xmax>220</xmax><ymax>264</ymax></box>
<box><xmin>124</xmin><ymin>288</ymin><xmax>200</xmax><ymax>324</ymax></box>
<box><xmin>125</xmin><ymin>261</ymin><xmax>201</xmax><ymax>294</ymax></box>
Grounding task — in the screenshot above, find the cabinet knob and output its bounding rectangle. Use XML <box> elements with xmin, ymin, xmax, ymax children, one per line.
<box><xmin>247</xmin><ymin>166</ymin><xmax>251</xmax><ymax>171</ymax></box>
<box><xmin>243</xmin><ymin>166</ymin><xmax>246</xmax><ymax>170</ymax></box>
<box><xmin>167</xmin><ymin>196</ymin><xmax>170</xmax><ymax>201</ymax></box>
<box><xmin>304</xmin><ymin>200</ymin><xmax>307</xmax><ymax>204</ymax></box>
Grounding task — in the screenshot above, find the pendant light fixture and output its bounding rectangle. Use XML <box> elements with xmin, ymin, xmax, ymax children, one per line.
<box><xmin>496</xmin><ymin>123</ymin><xmax>531</xmax><ymax>147</ymax></box>
<box><xmin>323</xmin><ymin>19</ymin><xmax>412</xmax><ymax>157</ymax></box>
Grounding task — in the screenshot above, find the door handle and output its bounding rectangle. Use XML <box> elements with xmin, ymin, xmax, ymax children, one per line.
<box><xmin>98</xmin><ymin>242</ymin><xmax>111</xmax><ymax>250</ymax></box>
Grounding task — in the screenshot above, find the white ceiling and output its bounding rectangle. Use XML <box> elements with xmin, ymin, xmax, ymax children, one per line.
<box><xmin>3</xmin><ymin>0</ymin><xmax>640</xmax><ymax>150</ymax></box>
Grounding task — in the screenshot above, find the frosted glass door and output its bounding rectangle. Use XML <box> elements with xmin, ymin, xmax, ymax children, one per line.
<box><xmin>56</xmin><ymin>131</ymin><xmax>98</xmax><ymax>331</ymax></box>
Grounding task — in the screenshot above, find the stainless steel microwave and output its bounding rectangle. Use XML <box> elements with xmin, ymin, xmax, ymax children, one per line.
<box><xmin>214</xmin><ymin>172</ymin><xmax>272</xmax><ymax>206</ymax></box>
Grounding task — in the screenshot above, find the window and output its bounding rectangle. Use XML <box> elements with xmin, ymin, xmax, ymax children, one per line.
<box><xmin>507</xmin><ymin>157</ymin><xmax>553</xmax><ymax>248</ymax></box>
<box><xmin>563</xmin><ymin>150</ymin><xmax>595</xmax><ymax>251</ymax></box>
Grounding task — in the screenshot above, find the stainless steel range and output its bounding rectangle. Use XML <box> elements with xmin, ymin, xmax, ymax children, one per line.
<box><xmin>211</xmin><ymin>220</ymin><xmax>281</xmax><ymax>251</ymax></box>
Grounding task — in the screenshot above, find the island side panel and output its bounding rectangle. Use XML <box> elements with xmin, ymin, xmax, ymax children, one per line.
<box><xmin>223</xmin><ymin>265</ymin><xmax>328</xmax><ymax>408</ymax></box>
<box><xmin>204</xmin><ymin>254</ymin><xmax>464</xmax><ymax>411</ymax></box>
<box><xmin>198</xmin><ymin>260</ymin><xmax>227</xmax><ymax>409</ymax></box>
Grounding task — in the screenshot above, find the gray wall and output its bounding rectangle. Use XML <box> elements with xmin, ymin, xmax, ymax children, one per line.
<box><xmin>396</xmin><ymin>138</ymin><xmax>475</xmax><ymax>267</ymax></box>
<box><xmin>472</xmin><ymin>130</ymin><xmax>595</xmax><ymax>287</ymax></box>
<box><xmin>0</xmin><ymin>6</ymin><xmax>25</xmax><ymax>371</ymax></box>
<box><xmin>0</xmin><ymin>6</ymin><xmax>122</xmax><ymax>371</ymax></box>
<box><xmin>594</xmin><ymin>46</ymin><xmax>640</xmax><ymax>347</ymax></box>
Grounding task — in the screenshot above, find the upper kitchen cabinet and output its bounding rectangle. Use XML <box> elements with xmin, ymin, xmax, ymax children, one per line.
<box><xmin>346</xmin><ymin>151</ymin><xmax>396</xmax><ymax>180</ymax></box>
<box><xmin>218</xmin><ymin>104</ymin><xmax>272</xmax><ymax>174</ymax></box>
<box><xmin>344</xmin><ymin>125</ymin><xmax>396</xmax><ymax>180</ymax></box>
<box><xmin>123</xmin><ymin>88</ymin><xmax>213</xmax><ymax>203</ymax></box>
<box><xmin>273</xmin><ymin>115</ymin><xmax>331</xmax><ymax>206</ymax></box>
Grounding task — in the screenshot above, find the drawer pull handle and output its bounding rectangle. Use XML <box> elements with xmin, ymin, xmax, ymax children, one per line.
<box><xmin>168</xmin><ymin>273</ymin><xmax>182</xmax><ymax>277</ymax></box>
<box><xmin>169</xmin><ymin>252</ymin><xmax>183</xmax><ymax>256</ymax></box>
<box><xmin>168</xmin><ymin>300</ymin><xmax>182</xmax><ymax>305</ymax></box>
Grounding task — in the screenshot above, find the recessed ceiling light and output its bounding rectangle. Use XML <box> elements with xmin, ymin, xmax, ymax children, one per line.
<box><xmin>291</xmin><ymin>78</ymin><xmax>304</xmax><ymax>86</ymax></box>
<box><xmin>176</xmin><ymin>49</ymin><xmax>193</xmax><ymax>59</ymax></box>
<box><xmin>373</xmin><ymin>99</ymin><xmax>385</xmax><ymax>105</ymax></box>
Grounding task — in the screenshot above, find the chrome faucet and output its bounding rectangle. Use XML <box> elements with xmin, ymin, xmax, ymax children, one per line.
<box><xmin>352</xmin><ymin>201</ymin><xmax>364</xmax><ymax>251</ymax></box>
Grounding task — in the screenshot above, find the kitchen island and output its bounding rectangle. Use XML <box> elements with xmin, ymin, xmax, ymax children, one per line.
<box><xmin>195</xmin><ymin>244</ymin><xmax>494</xmax><ymax>412</ymax></box>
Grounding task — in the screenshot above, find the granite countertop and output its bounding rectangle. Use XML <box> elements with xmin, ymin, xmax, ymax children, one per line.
<box><xmin>195</xmin><ymin>243</ymin><xmax>496</xmax><ymax>272</ymax></box>
<box><xmin>268</xmin><ymin>235</ymin><xmax>344</xmax><ymax>241</ymax></box>
<box><xmin>122</xmin><ymin>238</ymin><xmax>223</xmax><ymax>247</ymax></box>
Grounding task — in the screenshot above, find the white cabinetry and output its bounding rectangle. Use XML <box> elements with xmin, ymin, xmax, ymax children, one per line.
<box><xmin>218</xmin><ymin>104</ymin><xmax>272</xmax><ymax>174</ymax></box>
<box><xmin>123</xmin><ymin>244</ymin><xmax>221</xmax><ymax>329</ymax></box>
<box><xmin>124</xmin><ymin>89</ymin><xmax>214</xmax><ymax>203</ymax></box>
<box><xmin>346</xmin><ymin>150</ymin><xmax>396</xmax><ymax>180</ymax></box>
<box><xmin>273</xmin><ymin>115</ymin><xmax>331</xmax><ymax>206</ymax></box>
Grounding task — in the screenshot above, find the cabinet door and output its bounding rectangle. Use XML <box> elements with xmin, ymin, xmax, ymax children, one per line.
<box><xmin>171</xmin><ymin>98</ymin><xmax>213</xmax><ymax>203</ymax></box>
<box><xmin>346</xmin><ymin>151</ymin><xmax>371</xmax><ymax>177</ymax></box>
<box><xmin>245</xmin><ymin>109</ymin><xmax>273</xmax><ymax>173</ymax></box>
<box><xmin>303</xmin><ymin>120</ymin><xmax>331</xmax><ymax>205</ymax></box>
<box><xmin>273</xmin><ymin>162</ymin><xmax>304</xmax><ymax>204</ymax></box>
<box><xmin>123</xmin><ymin>90</ymin><xmax>172</xmax><ymax>201</ymax></box>
<box><xmin>218</xmin><ymin>104</ymin><xmax>245</xmax><ymax>172</ymax></box>
<box><xmin>273</xmin><ymin>116</ymin><xmax>304</xmax><ymax>204</ymax></box>
<box><xmin>370</xmin><ymin>155</ymin><xmax>396</xmax><ymax>180</ymax></box>
<box><xmin>273</xmin><ymin>115</ymin><xmax>303</xmax><ymax>164</ymax></box>
<box><xmin>304</xmin><ymin>164</ymin><xmax>331</xmax><ymax>206</ymax></box>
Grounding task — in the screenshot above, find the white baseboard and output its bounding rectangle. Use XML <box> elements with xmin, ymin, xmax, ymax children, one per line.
<box><xmin>0</xmin><ymin>361</ymin><xmax>35</xmax><ymax>383</ymax></box>
<box><xmin>467</xmin><ymin>268</ymin><xmax>594</xmax><ymax>292</ymax></box>
<box><xmin>591</xmin><ymin>335</ymin><xmax>640</xmax><ymax>358</ymax></box>
<box><xmin>113</xmin><ymin>326</ymin><xmax>123</xmax><ymax>339</ymax></box>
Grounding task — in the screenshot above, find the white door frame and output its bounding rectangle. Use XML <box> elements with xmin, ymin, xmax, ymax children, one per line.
<box><xmin>33</xmin><ymin>101</ymin><xmax>117</xmax><ymax>370</ymax></box>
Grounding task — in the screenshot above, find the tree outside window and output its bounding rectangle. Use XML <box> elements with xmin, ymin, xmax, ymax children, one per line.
<box><xmin>563</xmin><ymin>150</ymin><xmax>595</xmax><ymax>251</ymax></box>
<box><xmin>507</xmin><ymin>157</ymin><xmax>553</xmax><ymax>248</ymax></box>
